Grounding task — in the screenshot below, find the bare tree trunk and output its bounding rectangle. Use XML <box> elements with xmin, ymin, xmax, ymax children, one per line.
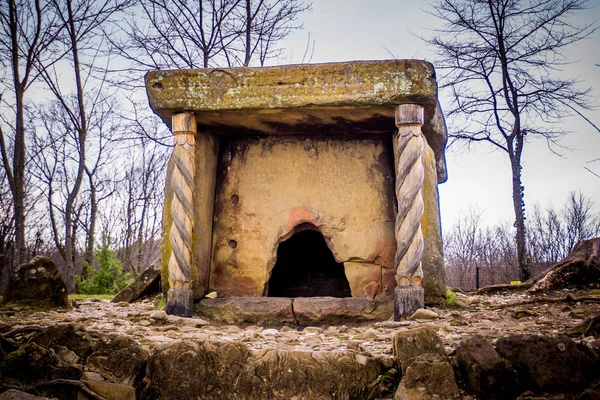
<box><xmin>63</xmin><ymin>0</ymin><xmax>88</xmax><ymax>292</ymax></box>
<box><xmin>84</xmin><ymin>169</ymin><xmax>97</xmax><ymax>270</ymax></box>
<box><xmin>509</xmin><ymin>140</ymin><xmax>529</xmax><ymax>281</ymax></box>
<box><xmin>243</xmin><ymin>0</ymin><xmax>251</xmax><ymax>67</ymax></box>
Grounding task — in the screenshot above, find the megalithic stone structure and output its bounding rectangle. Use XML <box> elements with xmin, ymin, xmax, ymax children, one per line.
<box><xmin>167</xmin><ymin>112</ymin><xmax>196</xmax><ymax>317</ymax></box>
<box><xmin>393</xmin><ymin>104</ymin><xmax>426</xmax><ymax>320</ymax></box>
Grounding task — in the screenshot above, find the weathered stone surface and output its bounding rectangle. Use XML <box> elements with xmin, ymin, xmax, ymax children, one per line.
<box><xmin>197</xmin><ymin>297</ymin><xmax>295</xmax><ymax>324</ymax></box>
<box><xmin>86</xmin><ymin>336</ymin><xmax>148</xmax><ymax>385</ymax></box>
<box><xmin>0</xmin><ymin>390</ymin><xmax>50</xmax><ymax>400</ymax></box>
<box><xmin>455</xmin><ymin>335</ymin><xmax>519</xmax><ymax>400</ymax></box>
<box><xmin>395</xmin><ymin>355</ymin><xmax>459</xmax><ymax>400</ymax></box>
<box><xmin>4</xmin><ymin>256</ymin><xmax>68</xmax><ymax>307</ymax></box>
<box><xmin>111</xmin><ymin>267</ymin><xmax>161</xmax><ymax>303</ymax></box>
<box><xmin>77</xmin><ymin>380</ymin><xmax>136</xmax><ymax>400</ymax></box>
<box><xmin>344</xmin><ymin>262</ymin><xmax>387</xmax><ymax>299</ymax></box>
<box><xmin>495</xmin><ymin>334</ymin><xmax>599</xmax><ymax>393</ymax></box>
<box><xmin>141</xmin><ymin>339</ymin><xmax>383</xmax><ymax>400</ymax></box>
<box><xmin>293</xmin><ymin>297</ymin><xmax>393</xmax><ymax>324</ymax></box>
<box><xmin>146</xmin><ymin>60</ymin><xmax>447</xmax><ymax>181</ymax></box>
<box><xmin>210</xmin><ymin>136</ymin><xmax>397</xmax><ymax>297</ymax></box>
<box><xmin>393</xmin><ymin>326</ymin><xmax>446</xmax><ymax>372</ymax></box>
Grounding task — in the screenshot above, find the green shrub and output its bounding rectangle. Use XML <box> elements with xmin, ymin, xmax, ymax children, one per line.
<box><xmin>77</xmin><ymin>237</ymin><xmax>132</xmax><ymax>295</ymax></box>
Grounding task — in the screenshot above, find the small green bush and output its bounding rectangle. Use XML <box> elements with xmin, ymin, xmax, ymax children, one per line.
<box><xmin>77</xmin><ymin>237</ymin><xmax>132</xmax><ymax>295</ymax></box>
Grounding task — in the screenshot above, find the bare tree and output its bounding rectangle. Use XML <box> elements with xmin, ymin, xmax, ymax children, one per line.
<box><xmin>0</xmin><ymin>0</ymin><xmax>62</xmax><ymax>268</ymax></box>
<box><xmin>427</xmin><ymin>0</ymin><xmax>597</xmax><ymax>281</ymax></box>
<box><xmin>444</xmin><ymin>207</ymin><xmax>483</xmax><ymax>289</ymax></box>
<box><xmin>109</xmin><ymin>0</ymin><xmax>310</xmax><ymax>87</ymax></box>
<box><xmin>30</xmin><ymin>0</ymin><xmax>129</xmax><ymax>291</ymax></box>
<box><xmin>563</xmin><ymin>191</ymin><xmax>600</xmax><ymax>252</ymax></box>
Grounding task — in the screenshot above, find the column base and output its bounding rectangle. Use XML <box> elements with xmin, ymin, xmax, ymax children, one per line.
<box><xmin>394</xmin><ymin>286</ymin><xmax>424</xmax><ymax>321</ymax></box>
<box><xmin>167</xmin><ymin>288</ymin><xmax>194</xmax><ymax>317</ymax></box>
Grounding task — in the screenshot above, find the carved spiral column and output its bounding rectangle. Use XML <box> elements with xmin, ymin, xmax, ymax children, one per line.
<box><xmin>393</xmin><ymin>104</ymin><xmax>426</xmax><ymax>320</ymax></box>
<box><xmin>167</xmin><ymin>112</ymin><xmax>196</xmax><ymax>317</ymax></box>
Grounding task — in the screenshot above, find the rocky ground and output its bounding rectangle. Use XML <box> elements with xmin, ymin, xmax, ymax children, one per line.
<box><xmin>1</xmin><ymin>289</ymin><xmax>599</xmax><ymax>399</ymax></box>
<box><xmin>2</xmin><ymin>289</ymin><xmax>599</xmax><ymax>357</ymax></box>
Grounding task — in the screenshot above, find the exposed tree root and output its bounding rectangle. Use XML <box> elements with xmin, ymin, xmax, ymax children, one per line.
<box><xmin>491</xmin><ymin>294</ymin><xmax>600</xmax><ymax>310</ymax></box>
<box><xmin>1</xmin><ymin>325</ymin><xmax>45</xmax><ymax>339</ymax></box>
<box><xmin>1</xmin><ymin>379</ymin><xmax>107</xmax><ymax>400</ymax></box>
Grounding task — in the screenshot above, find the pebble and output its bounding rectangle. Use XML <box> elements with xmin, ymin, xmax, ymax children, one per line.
<box><xmin>261</xmin><ymin>328</ymin><xmax>279</xmax><ymax>336</ymax></box>
<box><xmin>363</xmin><ymin>328</ymin><xmax>379</xmax><ymax>340</ymax></box>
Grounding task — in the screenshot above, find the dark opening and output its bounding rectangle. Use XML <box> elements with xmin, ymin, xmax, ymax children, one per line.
<box><xmin>267</xmin><ymin>229</ymin><xmax>352</xmax><ymax>297</ymax></box>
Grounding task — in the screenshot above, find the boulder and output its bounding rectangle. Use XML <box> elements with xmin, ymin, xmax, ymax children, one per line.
<box><xmin>495</xmin><ymin>334</ymin><xmax>599</xmax><ymax>393</ymax></box>
<box><xmin>30</xmin><ymin>324</ymin><xmax>94</xmax><ymax>358</ymax></box>
<box><xmin>455</xmin><ymin>335</ymin><xmax>519</xmax><ymax>400</ymax></box>
<box><xmin>141</xmin><ymin>339</ymin><xmax>383</xmax><ymax>399</ymax></box>
<box><xmin>243</xmin><ymin>349</ymin><xmax>382</xmax><ymax>399</ymax></box>
<box><xmin>141</xmin><ymin>340</ymin><xmax>251</xmax><ymax>399</ymax></box>
<box><xmin>4</xmin><ymin>256</ymin><xmax>68</xmax><ymax>307</ymax></box>
<box><xmin>393</xmin><ymin>326</ymin><xmax>446</xmax><ymax>372</ymax></box>
<box><xmin>86</xmin><ymin>336</ymin><xmax>148</xmax><ymax>385</ymax></box>
<box><xmin>395</xmin><ymin>354</ymin><xmax>459</xmax><ymax>400</ymax></box>
<box><xmin>111</xmin><ymin>268</ymin><xmax>161</xmax><ymax>303</ymax></box>
<box><xmin>0</xmin><ymin>390</ymin><xmax>51</xmax><ymax>400</ymax></box>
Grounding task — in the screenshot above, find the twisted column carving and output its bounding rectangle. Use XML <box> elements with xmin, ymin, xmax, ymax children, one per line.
<box><xmin>394</xmin><ymin>104</ymin><xmax>425</xmax><ymax>287</ymax></box>
<box><xmin>169</xmin><ymin>113</ymin><xmax>196</xmax><ymax>292</ymax></box>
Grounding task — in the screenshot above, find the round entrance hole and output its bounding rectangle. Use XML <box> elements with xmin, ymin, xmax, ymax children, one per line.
<box><xmin>267</xmin><ymin>230</ymin><xmax>351</xmax><ymax>298</ymax></box>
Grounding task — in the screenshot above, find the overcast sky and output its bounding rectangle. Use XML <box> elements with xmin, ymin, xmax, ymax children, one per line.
<box><xmin>278</xmin><ymin>0</ymin><xmax>600</xmax><ymax>231</ymax></box>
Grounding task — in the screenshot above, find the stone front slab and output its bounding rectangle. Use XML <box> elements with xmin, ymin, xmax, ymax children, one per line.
<box><xmin>146</xmin><ymin>60</ymin><xmax>447</xmax><ymax>182</ymax></box>
<box><xmin>293</xmin><ymin>297</ymin><xmax>394</xmax><ymax>325</ymax></box>
<box><xmin>197</xmin><ymin>297</ymin><xmax>393</xmax><ymax>325</ymax></box>
<box><xmin>197</xmin><ymin>297</ymin><xmax>296</xmax><ymax>325</ymax></box>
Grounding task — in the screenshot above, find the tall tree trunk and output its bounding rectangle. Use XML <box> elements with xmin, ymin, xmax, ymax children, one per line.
<box><xmin>83</xmin><ymin>170</ymin><xmax>96</xmax><ymax>272</ymax></box>
<box><xmin>243</xmin><ymin>0</ymin><xmax>251</xmax><ymax>66</ymax></box>
<box><xmin>64</xmin><ymin>0</ymin><xmax>87</xmax><ymax>292</ymax></box>
<box><xmin>509</xmin><ymin>145</ymin><xmax>529</xmax><ymax>281</ymax></box>
<box><xmin>12</xmin><ymin>90</ymin><xmax>26</xmax><ymax>268</ymax></box>
<box><xmin>8</xmin><ymin>0</ymin><xmax>27</xmax><ymax>268</ymax></box>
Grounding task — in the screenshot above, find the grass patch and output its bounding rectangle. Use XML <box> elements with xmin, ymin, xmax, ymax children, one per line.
<box><xmin>69</xmin><ymin>294</ymin><xmax>114</xmax><ymax>301</ymax></box>
<box><xmin>154</xmin><ymin>296</ymin><xmax>167</xmax><ymax>310</ymax></box>
<box><xmin>446</xmin><ymin>289</ymin><xmax>466</xmax><ymax>309</ymax></box>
